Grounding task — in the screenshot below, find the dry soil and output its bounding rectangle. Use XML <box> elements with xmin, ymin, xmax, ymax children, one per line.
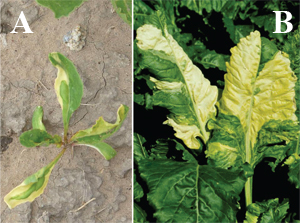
<box><xmin>0</xmin><ymin>0</ymin><xmax>132</xmax><ymax>222</ymax></box>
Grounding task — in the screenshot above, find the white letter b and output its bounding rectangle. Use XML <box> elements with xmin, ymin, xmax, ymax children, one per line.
<box><xmin>273</xmin><ymin>11</ymin><xmax>293</xmax><ymax>33</ymax></box>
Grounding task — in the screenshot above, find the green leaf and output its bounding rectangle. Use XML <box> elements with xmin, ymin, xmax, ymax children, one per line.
<box><xmin>223</xmin><ymin>16</ymin><xmax>254</xmax><ymax>44</ymax></box>
<box><xmin>134</xmin><ymin>94</ymin><xmax>145</xmax><ymax>106</ymax></box>
<box><xmin>134</xmin><ymin>133</ymin><xmax>149</xmax><ymax>163</ymax></box>
<box><xmin>32</xmin><ymin>106</ymin><xmax>46</xmax><ymax>131</ymax></box>
<box><xmin>111</xmin><ymin>0</ymin><xmax>132</xmax><ymax>26</ymax></box>
<box><xmin>180</xmin><ymin>0</ymin><xmax>251</xmax><ymax>20</ymax></box>
<box><xmin>71</xmin><ymin>105</ymin><xmax>129</xmax><ymax>160</ymax></box>
<box><xmin>4</xmin><ymin>149</ymin><xmax>65</xmax><ymax>209</ymax></box>
<box><xmin>49</xmin><ymin>52</ymin><xmax>83</xmax><ymax>136</ymax></box>
<box><xmin>136</xmin><ymin>22</ymin><xmax>218</xmax><ymax>149</ymax></box>
<box><xmin>139</xmin><ymin>158</ymin><xmax>253</xmax><ymax>222</ymax></box>
<box><xmin>133</xmin><ymin>0</ymin><xmax>155</xmax><ymax>30</ymax></box>
<box><xmin>284</xmin><ymin>212</ymin><xmax>300</xmax><ymax>223</ymax></box>
<box><xmin>20</xmin><ymin>129</ymin><xmax>61</xmax><ymax>148</ymax></box>
<box><xmin>148</xmin><ymin>139</ymin><xmax>169</xmax><ymax>160</ymax></box>
<box><xmin>134</xmin><ymin>202</ymin><xmax>148</xmax><ymax>223</ymax></box>
<box><xmin>195</xmin><ymin>49</ymin><xmax>229</xmax><ymax>72</ymax></box>
<box><xmin>282</xmin><ymin>26</ymin><xmax>300</xmax><ymax>120</ymax></box>
<box><xmin>180</xmin><ymin>0</ymin><xmax>229</xmax><ymax>16</ymax></box>
<box><xmin>134</xmin><ymin>171</ymin><xmax>144</xmax><ymax>201</ymax></box>
<box><xmin>284</xmin><ymin>153</ymin><xmax>300</xmax><ymax>189</ymax></box>
<box><xmin>244</xmin><ymin>198</ymin><xmax>289</xmax><ymax>223</ymax></box>
<box><xmin>35</xmin><ymin>0</ymin><xmax>86</xmax><ymax>18</ymax></box>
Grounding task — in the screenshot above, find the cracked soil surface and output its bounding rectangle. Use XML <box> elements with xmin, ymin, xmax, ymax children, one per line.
<box><xmin>0</xmin><ymin>0</ymin><xmax>132</xmax><ymax>222</ymax></box>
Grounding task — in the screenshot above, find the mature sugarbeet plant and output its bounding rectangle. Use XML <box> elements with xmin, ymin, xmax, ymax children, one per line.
<box><xmin>134</xmin><ymin>1</ymin><xmax>299</xmax><ymax>222</ymax></box>
<box><xmin>4</xmin><ymin>52</ymin><xmax>129</xmax><ymax>209</ymax></box>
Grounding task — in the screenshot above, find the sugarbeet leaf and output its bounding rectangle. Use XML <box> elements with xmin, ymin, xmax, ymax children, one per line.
<box><xmin>134</xmin><ymin>134</ymin><xmax>253</xmax><ymax>222</ymax></box>
<box><xmin>136</xmin><ymin>21</ymin><xmax>218</xmax><ymax>149</ymax></box>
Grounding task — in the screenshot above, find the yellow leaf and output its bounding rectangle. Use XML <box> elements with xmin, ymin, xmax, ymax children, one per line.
<box><xmin>219</xmin><ymin>31</ymin><xmax>297</xmax><ymax>164</ymax></box>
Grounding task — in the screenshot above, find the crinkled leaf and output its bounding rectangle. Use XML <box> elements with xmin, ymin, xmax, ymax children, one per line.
<box><xmin>71</xmin><ymin>105</ymin><xmax>128</xmax><ymax>142</ymax></box>
<box><xmin>139</xmin><ymin>158</ymin><xmax>253</xmax><ymax>223</ymax></box>
<box><xmin>49</xmin><ymin>52</ymin><xmax>83</xmax><ymax>135</ymax></box>
<box><xmin>206</xmin><ymin>114</ymin><xmax>245</xmax><ymax>169</ymax></box>
<box><xmin>284</xmin><ymin>153</ymin><xmax>300</xmax><ymax>189</ymax></box>
<box><xmin>254</xmin><ymin>120</ymin><xmax>299</xmax><ymax>168</ymax></box>
<box><xmin>4</xmin><ymin>149</ymin><xmax>64</xmax><ymax>209</ymax></box>
<box><xmin>20</xmin><ymin>129</ymin><xmax>61</xmax><ymax>148</ymax></box>
<box><xmin>35</xmin><ymin>0</ymin><xmax>86</xmax><ymax>18</ymax></box>
<box><xmin>244</xmin><ymin>198</ymin><xmax>289</xmax><ymax>223</ymax></box>
<box><xmin>264</xmin><ymin>141</ymin><xmax>296</xmax><ymax>172</ymax></box>
<box><xmin>134</xmin><ymin>203</ymin><xmax>148</xmax><ymax>223</ymax></box>
<box><xmin>207</xmin><ymin>117</ymin><xmax>299</xmax><ymax>171</ymax></box>
<box><xmin>136</xmin><ymin>23</ymin><xmax>218</xmax><ymax>149</ymax></box>
<box><xmin>32</xmin><ymin>106</ymin><xmax>46</xmax><ymax>131</ymax></box>
<box><xmin>207</xmin><ymin>31</ymin><xmax>298</xmax><ymax>169</ymax></box>
<box><xmin>111</xmin><ymin>0</ymin><xmax>132</xmax><ymax>26</ymax></box>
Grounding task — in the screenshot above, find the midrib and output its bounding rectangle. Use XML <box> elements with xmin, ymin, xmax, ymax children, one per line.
<box><xmin>164</xmin><ymin>33</ymin><xmax>209</xmax><ymax>143</ymax></box>
<box><xmin>244</xmin><ymin>78</ymin><xmax>256</xmax><ymax>206</ymax></box>
<box><xmin>195</xmin><ymin>165</ymin><xmax>200</xmax><ymax>223</ymax></box>
<box><xmin>245</xmin><ymin>80</ymin><xmax>256</xmax><ymax>166</ymax></box>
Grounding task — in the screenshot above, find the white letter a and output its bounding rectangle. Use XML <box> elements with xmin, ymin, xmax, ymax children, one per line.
<box><xmin>10</xmin><ymin>11</ymin><xmax>33</xmax><ymax>33</ymax></box>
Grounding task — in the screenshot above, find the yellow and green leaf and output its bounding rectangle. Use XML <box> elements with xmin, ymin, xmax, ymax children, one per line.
<box><xmin>20</xmin><ymin>129</ymin><xmax>62</xmax><ymax>148</ymax></box>
<box><xmin>136</xmin><ymin>23</ymin><xmax>218</xmax><ymax>149</ymax></box>
<box><xmin>243</xmin><ymin>198</ymin><xmax>289</xmax><ymax>223</ymax></box>
<box><xmin>71</xmin><ymin>104</ymin><xmax>129</xmax><ymax>160</ymax></box>
<box><xmin>49</xmin><ymin>52</ymin><xmax>83</xmax><ymax>136</ymax></box>
<box><xmin>71</xmin><ymin>104</ymin><xmax>129</xmax><ymax>141</ymax></box>
<box><xmin>32</xmin><ymin>106</ymin><xmax>46</xmax><ymax>131</ymax></box>
<box><xmin>205</xmin><ymin>31</ymin><xmax>298</xmax><ymax>206</ymax></box>
<box><xmin>76</xmin><ymin>140</ymin><xmax>117</xmax><ymax>160</ymax></box>
<box><xmin>4</xmin><ymin>149</ymin><xmax>65</xmax><ymax>209</ymax></box>
<box><xmin>207</xmin><ymin>31</ymin><xmax>298</xmax><ymax>168</ymax></box>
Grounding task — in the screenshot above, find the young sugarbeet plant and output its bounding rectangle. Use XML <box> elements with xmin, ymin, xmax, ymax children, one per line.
<box><xmin>4</xmin><ymin>52</ymin><xmax>129</xmax><ymax>209</ymax></box>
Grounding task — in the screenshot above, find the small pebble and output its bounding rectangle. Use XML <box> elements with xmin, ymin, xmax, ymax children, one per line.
<box><xmin>63</xmin><ymin>25</ymin><xmax>86</xmax><ymax>51</ymax></box>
